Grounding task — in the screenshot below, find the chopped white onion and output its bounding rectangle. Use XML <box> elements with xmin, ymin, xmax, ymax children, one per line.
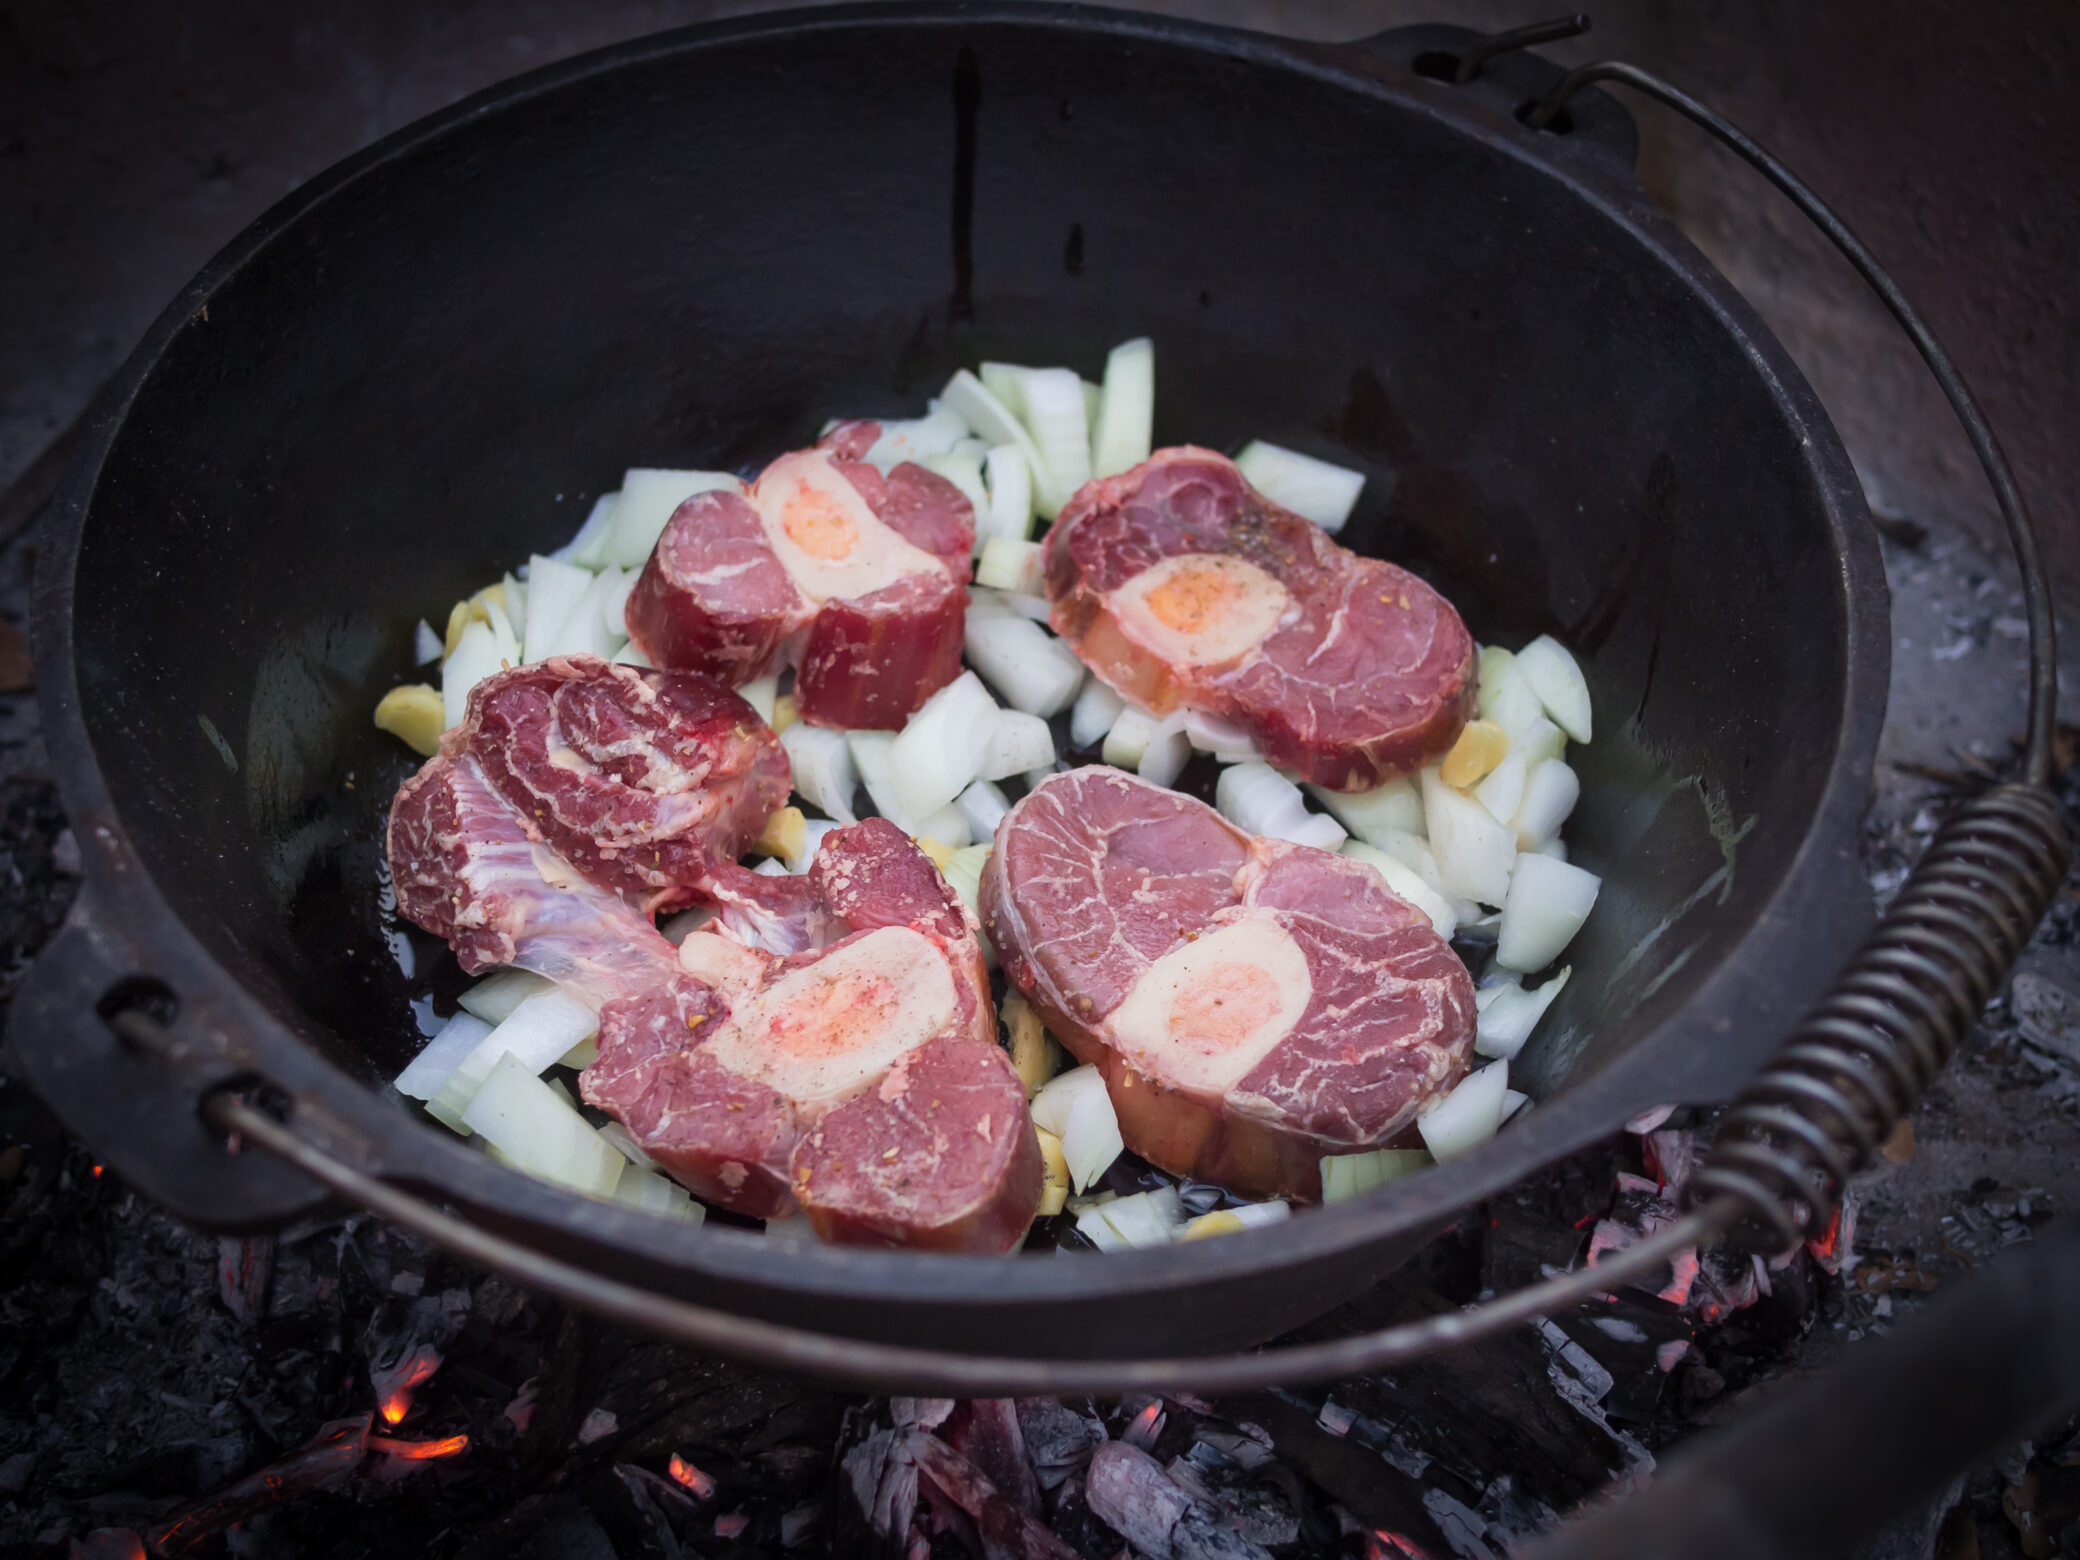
<box><xmin>442</xmin><ymin>620</ymin><xmax>504</xmax><ymax>731</ymax></box>
<box><xmin>1078</xmin><ymin>1186</ymin><xmax>1184</xmax><ymax>1251</ymax></box>
<box><xmin>611</xmin><ymin>1165</ymin><xmax>704</xmax><ymax>1221</ymax></box>
<box><xmin>1018</xmin><ymin>367</ymin><xmax>1093</xmax><ymax>515</ymax></box>
<box><xmin>598</xmin><ymin>1119</ymin><xmax>661</xmax><ymax>1172</ymax></box>
<box><xmin>598</xmin><ymin>569</ymin><xmax>638</xmax><ymax>643</ymax></box>
<box><xmin>975</xmin><ymin>536</ymin><xmax>1046</xmax><ymax>596</ymax></box>
<box><xmin>1503</xmin><ymin>1090</ymin><xmax>1531</xmax><ymax>1121</ymax></box>
<box><xmin>1536</xmin><ymin>837</ymin><xmax>1569</xmax><ymax>862</ymax></box>
<box><xmin>1518</xmin><ymin>717</ymin><xmax>1568</xmax><ymax>767</ymax></box>
<box><xmin>1233</xmin><ymin>441</ymin><xmax>1364</xmax><ymax>531</ymax></box>
<box><xmin>1417</xmin><ymin>1059</ymin><xmax>1510</xmax><ymax>1162</ymax></box>
<box><xmin>1475</xmin><ymin>967</ymin><xmax>1572</xmax><ymax>1060</ymax></box>
<box><xmin>940</xmin><ymin>370</ymin><xmax>1061</xmax><ymax>515</ymax></box>
<box><xmin>847</xmin><ymin>731</ymin><xmax>906</xmax><ymax>825</ymax></box>
<box><xmin>500</xmin><ymin>572</ymin><xmax>529</xmax><ymax>632</ymax></box>
<box><xmin>553</xmin><ymin>492</ymin><xmax>618</xmax><ymax>568</ymax></box>
<box><xmin>1320</xmin><ymin>1148</ymin><xmax>1432</xmax><ymax>1203</ymax></box>
<box><xmin>413</xmin><ymin>620</ymin><xmax>444</xmax><ymax>665</ymax></box>
<box><xmin>752</xmin><ymin>856</ymin><xmax>791</xmax><ymax>876</ymax></box>
<box><xmin>941</xmin><ymin>842</ymin><xmax>991</xmax><ymax>926</ymax></box>
<box><xmin>782</xmin><ymin>723</ymin><xmax>859</xmax><ymax>825</ymax></box>
<box><xmin>977</xmin><ymin>363</ymin><xmax>1028</xmax><ymax>419</ymax></box>
<box><xmin>1341</xmin><ymin>842</ymin><xmax>1458</xmax><ymax>940</ymax></box>
<box><xmin>1102</xmin><ymin>706</ymin><xmax>1163</xmax><ymax>770</ymax></box>
<box><xmin>464</xmin><ymin>1053</ymin><xmax>624</xmax><ymax>1197</ymax></box>
<box><xmin>954</xmin><ymin>779</ymin><xmax>1011</xmax><ymax>842</ymax></box>
<box><xmin>1515</xmin><ymin>635</ymin><xmax>1593</xmax><ymax>743</ymax></box>
<box><xmin>1216</xmin><ymin>762</ymin><xmax>1347</xmax><ymax>849</ymax></box>
<box><xmin>1137</xmin><ymin>721</ymin><xmax>1192</xmax><ymax>788</ymax></box>
<box><xmin>889</xmin><ymin>672</ymin><xmax>998</xmax><ymax>824</ymax></box>
<box><xmin>1497</xmin><ymin>854</ymin><xmax>1601</xmax><ymax>972</ymax></box>
<box><xmin>1511</xmin><ymin>759</ymin><xmax>1581</xmax><ymax>850</ymax></box>
<box><xmin>915</xmin><ymin>803</ymin><xmax>973</xmax><ymax>848</ymax></box>
<box><xmin>1030</xmin><ymin>1065</ymin><xmax>1124</xmax><ymax>1192</ymax></box>
<box><xmin>1309</xmin><ymin>776</ymin><xmax>1423</xmax><ymax>845</ymax></box>
<box><xmin>1476</xmin><ymin>645</ymin><xmax>1515</xmax><ymax>714</ymax></box>
<box><xmin>1091</xmin><ymin>337</ymin><xmax>1155</xmax><ymax>479</ymax></box>
<box><xmin>429</xmin><ymin>987</ymin><xmax>601</xmax><ymax>1131</ymax></box>
<box><xmin>790</xmin><ymin>818</ymin><xmax>839</xmax><ymax>873</ymax></box>
<box><xmin>521</xmin><ymin>553</ymin><xmax>593</xmax><ymax>664</ymax></box>
<box><xmin>458</xmin><ymin>969</ymin><xmax>554</xmax><ymax>1025</ymax></box>
<box><xmin>1071</xmin><ymin>679</ymin><xmax>1126</xmax><ymax>749</ymax></box>
<box><xmin>1183</xmin><ymin>708</ymin><xmax>1257</xmax><ymax>759</ymax></box>
<box><xmin>921</xmin><ymin>447</ymin><xmax>990</xmax><ymax>516</ymax></box>
<box><xmin>862</xmin><ymin>406</ymin><xmax>971</xmax><ymax>472</ymax></box>
<box><xmin>601</xmin><ymin>469</ymin><xmax>738</xmax><ymax>568</ymax></box>
<box><xmin>738</xmin><ymin>675</ymin><xmax>779</xmax><ymax>725</ymax></box>
<box><xmin>981</xmin><ymin>444</ymin><xmax>1036</xmax><ymax>544</ymax></box>
<box><xmin>1419</xmin><ymin>767</ymin><xmax>1516</xmax><ymax>907</ymax></box>
<box><xmin>394</xmin><ymin>1012</ymin><xmax>495</xmax><ymax>1102</ymax></box>
<box><xmin>963</xmin><ymin>611</ymin><xmax>1085</xmax><ymax>718</ymax></box>
<box><xmin>477</xmin><ymin>594</ymin><xmax>522</xmax><ymax>668</ymax></box>
<box><xmin>1474</xmin><ymin>749</ymin><xmax>1527</xmax><ymax>824</ymax></box>
<box><xmin>980</xmin><ymin>711</ymin><xmax>1056</xmax><ymax>782</ymax></box>
<box><xmin>1485</xmin><ymin>662</ymin><xmax>1547</xmax><ymax>740</ymax></box>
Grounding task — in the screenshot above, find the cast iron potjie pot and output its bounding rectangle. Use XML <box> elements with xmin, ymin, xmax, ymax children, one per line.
<box><xmin>12</xmin><ymin>5</ymin><xmax>1886</xmax><ymax>1363</ymax></box>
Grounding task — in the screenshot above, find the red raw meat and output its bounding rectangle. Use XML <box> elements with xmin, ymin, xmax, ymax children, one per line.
<box><xmin>584</xmin><ymin>819</ymin><xmax>1042</xmax><ymax>1248</ymax></box>
<box><xmin>980</xmin><ymin>768</ymin><xmax>1475</xmax><ymax>1200</ymax></box>
<box><xmin>624</xmin><ymin>430</ymin><xmax>973</xmax><ymax>730</ymax></box>
<box><xmin>1044</xmin><ymin>448</ymin><xmax>1475</xmax><ymax>789</ymax></box>
<box><xmin>447</xmin><ymin>655</ymin><xmax>791</xmax><ymax>915</ymax></box>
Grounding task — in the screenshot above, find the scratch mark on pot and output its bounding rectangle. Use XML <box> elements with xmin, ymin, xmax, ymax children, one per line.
<box><xmin>198</xmin><ymin>714</ymin><xmax>237</xmax><ymax>773</ymax></box>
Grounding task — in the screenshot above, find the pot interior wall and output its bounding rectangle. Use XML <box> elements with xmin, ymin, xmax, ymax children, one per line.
<box><xmin>68</xmin><ymin>18</ymin><xmax>1853</xmax><ymax>1113</ymax></box>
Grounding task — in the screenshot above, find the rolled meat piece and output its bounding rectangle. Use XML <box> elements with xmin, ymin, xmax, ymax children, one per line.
<box><xmin>1044</xmin><ymin>448</ymin><xmax>1475</xmax><ymax>789</ymax></box>
<box><xmin>584</xmin><ymin>819</ymin><xmax>1043</xmax><ymax>1249</ymax></box>
<box><xmin>458</xmin><ymin>654</ymin><xmax>789</xmax><ymax>914</ymax></box>
<box><xmin>624</xmin><ymin>428</ymin><xmax>974</xmax><ymax>731</ymax></box>
<box><xmin>981</xmin><ymin>768</ymin><xmax>1476</xmax><ymax>1200</ymax></box>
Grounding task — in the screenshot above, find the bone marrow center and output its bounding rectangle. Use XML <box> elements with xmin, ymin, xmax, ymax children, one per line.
<box><xmin>751</xmin><ymin>450</ymin><xmax>942</xmax><ymax>604</ymax></box>
<box><xmin>699</xmin><ymin>926</ymin><xmax>957</xmax><ymax>1108</ymax></box>
<box><xmin>782</xmin><ymin>487</ymin><xmax>860</xmax><ymax>561</ymax></box>
<box><xmin>1113</xmin><ymin>554</ymin><xmax>1289</xmax><ymax>668</ymax></box>
<box><xmin>1107</xmin><ymin>915</ymin><xmax>1312</xmax><ymax>1095</ymax></box>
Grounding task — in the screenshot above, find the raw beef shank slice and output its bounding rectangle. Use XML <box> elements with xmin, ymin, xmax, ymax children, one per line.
<box><xmin>1044</xmin><ymin>447</ymin><xmax>1475</xmax><ymax>789</ymax></box>
<box><xmin>981</xmin><ymin>767</ymin><xmax>1476</xmax><ymax>1200</ymax></box>
<box><xmin>625</xmin><ymin>429</ymin><xmax>975</xmax><ymax>730</ymax></box>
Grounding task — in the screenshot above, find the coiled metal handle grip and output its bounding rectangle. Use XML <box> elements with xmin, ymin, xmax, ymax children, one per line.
<box><xmin>1695</xmin><ymin>784</ymin><xmax>2071</xmax><ymax>1250</ymax></box>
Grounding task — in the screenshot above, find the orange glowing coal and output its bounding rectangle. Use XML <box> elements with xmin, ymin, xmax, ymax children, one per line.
<box><xmin>668</xmin><ymin>1454</ymin><xmax>717</xmax><ymax>1500</ymax></box>
<box><xmin>374</xmin><ymin>1348</ymin><xmax>444</xmax><ymax>1425</ymax></box>
<box><xmin>1368</xmin><ymin>1530</ymin><xmax>1437</xmax><ymax>1560</ymax></box>
<box><xmin>369</xmin><ymin>1433</ymin><xmax>470</xmax><ymax>1461</ymax></box>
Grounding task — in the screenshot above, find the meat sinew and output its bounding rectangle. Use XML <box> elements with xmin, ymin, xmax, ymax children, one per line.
<box><xmin>584</xmin><ymin>818</ymin><xmax>1043</xmax><ymax>1249</ymax></box>
<box><xmin>624</xmin><ymin>428</ymin><xmax>975</xmax><ymax>731</ymax></box>
<box><xmin>436</xmin><ymin>655</ymin><xmax>791</xmax><ymax>913</ymax></box>
<box><xmin>1044</xmin><ymin>448</ymin><xmax>1475</xmax><ymax>789</ymax></box>
<box><xmin>981</xmin><ymin>768</ymin><xmax>1476</xmax><ymax>1200</ymax></box>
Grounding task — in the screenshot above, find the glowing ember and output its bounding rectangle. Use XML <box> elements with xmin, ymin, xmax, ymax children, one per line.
<box><xmin>714</xmin><ymin>1513</ymin><xmax>749</xmax><ymax>1539</ymax></box>
<box><xmin>369</xmin><ymin>1434</ymin><xmax>470</xmax><ymax>1461</ymax></box>
<box><xmin>1123</xmin><ymin>1400</ymin><xmax>1165</xmax><ymax>1450</ymax></box>
<box><xmin>91</xmin><ymin>1164</ymin><xmax>104</xmax><ymax>1178</ymax></box>
<box><xmin>1368</xmin><ymin>1531</ymin><xmax>1437</xmax><ymax>1560</ymax></box>
<box><xmin>668</xmin><ymin>1453</ymin><xmax>716</xmax><ymax>1500</ymax></box>
<box><xmin>373</xmin><ymin>1347</ymin><xmax>443</xmax><ymax>1426</ymax></box>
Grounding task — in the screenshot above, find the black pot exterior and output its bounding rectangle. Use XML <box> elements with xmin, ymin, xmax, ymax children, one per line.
<box><xmin>12</xmin><ymin>5</ymin><xmax>1886</xmax><ymax>1365</ymax></box>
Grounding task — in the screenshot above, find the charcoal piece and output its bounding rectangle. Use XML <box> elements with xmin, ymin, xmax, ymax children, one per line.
<box><xmin>513</xmin><ymin>1495</ymin><xmax>621</xmax><ymax>1560</ymax></box>
<box><xmin>1086</xmin><ymin>1439</ymin><xmax>1277</xmax><ymax>1560</ymax></box>
<box><xmin>1168</xmin><ymin>1442</ymin><xmax>1301</xmax><ymax>1549</ymax></box>
<box><xmin>835</xmin><ymin>1419</ymin><xmax>920</xmax><ymax>1560</ymax></box>
<box><xmin>1018</xmin><ymin>1399</ymin><xmax>1105</xmax><ymax>1490</ymax></box>
<box><xmin>151</xmin><ymin>1414</ymin><xmax>371</xmax><ymax>1554</ymax></box>
<box><xmin>580</xmin><ymin>1464</ymin><xmax>691</xmax><ymax>1560</ymax></box>
<box><xmin>906</xmin><ymin>1430</ymin><xmax>1081</xmax><ymax>1560</ymax></box>
<box><xmin>215</xmin><ymin>1235</ymin><xmax>274</xmax><ymax>1325</ymax></box>
<box><xmin>1217</xmin><ymin>1394</ymin><xmax>1451</xmax><ymax>1557</ymax></box>
<box><xmin>951</xmin><ymin>1398</ymin><xmax>1042</xmax><ymax>1516</ymax></box>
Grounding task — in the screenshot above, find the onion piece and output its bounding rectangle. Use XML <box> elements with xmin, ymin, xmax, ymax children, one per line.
<box><xmin>1216</xmin><ymin>762</ymin><xmax>1347</xmax><ymax>849</ymax></box>
<box><xmin>611</xmin><ymin>1165</ymin><xmax>705</xmax><ymax>1221</ymax></box>
<box><xmin>1474</xmin><ymin>749</ymin><xmax>1527</xmax><ymax>824</ymax></box>
<box><xmin>1484</xmin><ymin>661</ymin><xmax>1547</xmax><ymax>740</ymax></box>
<box><xmin>981</xmin><ymin>444</ymin><xmax>1036</xmax><ymax>544</ymax></box>
<box><xmin>1030</xmin><ymin>1065</ymin><xmax>1124</xmax><ymax>1192</ymax></box>
<box><xmin>501</xmin><ymin>572</ymin><xmax>529</xmax><ymax>632</ymax></box>
<box><xmin>980</xmin><ymin>711</ymin><xmax>1056</xmax><ymax>782</ymax></box>
<box><xmin>1319</xmin><ymin>1148</ymin><xmax>1432</xmax><ymax>1203</ymax></box>
<box><xmin>1178</xmin><ymin>1199</ymin><xmax>1292</xmax><ymax>1241</ymax></box>
<box><xmin>1135</xmin><ymin>720</ymin><xmax>1191</xmax><ymax>788</ymax></box>
<box><xmin>598</xmin><ymin>568</ymin><xmax>638</xmax><ymax>643</ymax></box>
<box><xmin>1183</xmin><ymin>708</ymin><xmax>1257</xmax><ymax>759</ymax></box>
<box><xmin>789</xmin><ymin>818</ymin><xmax>839</xmax><ymax>873</ymax></box>
<box><xmin>464</xmin><ymin>1053</ymin><xmax>624</xmax><ymax>1197</ymax></box>
<box><xmin>442</xmin><ymin>620</ymin><xmax>504</xmax><ymax>731</ymax></box>
<box><xmin>1309</xmin><ymin>776</ymin><xmax>1423</xmax><ymax>845</ymax></box>
<box><xmin>428</xmin><ymin>988</ymin><xmax>601</xmax><ymax>1132</ymax></box>
<box><xmin>888</xmin><ymin>672</ymin><xmax>997</xmax><ymax>824</ymax></box>
<box><xmin>978</xmin><ymin>363</ymin><xmax>1029</xmax><ymax>419</ymax></box>
<box><xmin>1497</xmin><ymin>854</ymin><xmax>1601</xmax><ymax>972</ymax></box>
<box><xmin>1517</xmin><ymin>717</ymin><xmax>1568</xmax><ymax>767</ymax></box>
<box><xmin>729</xmin><ymin>675</ymin><xmax>776</xmax><ymax>726</ymax></box>
<box><xmin>963</xmin><ymin>611</ymin><xmax>1085</xmax><ymax>718</ymax></box>
<box><xmin>1079</xmin><ymin>1186</ymin><xmax>1185</xmax><ymax>1251</ymax></box>
<box><xmin>1417</xmin><ymin>1060</ymin><xmax>1510</xmax><ymax>1162</ymax></box>
<box><xmin>1341</xmin><ymin>842</ymin><xmax>1458</xmax><ymax>940</ymax></box>
<box><xmin>394</xmin><ymin>1013</ymin><xmax>495</xmax><ymax>1102</ymax></box>
<box><xmin>598</xmin><ymin>1119</ymin><xmax>661</xmax><ymax>1172</ymax></box>
<box><xmin>1017</xmin><ymin>368</ymin><xmax>1093</xmax><ymax>515</ymax></box>
<box><xmin>921</xmin><ymin>448</ymin><xmax>989</xmax><ymax>515</ymax></box>
<box><xmin>1474</xmin><ymin>967</ymin><xmax>1572</xmax><ymax>1060</ymax></box>
<box><xmin>781</xmin><ymin>723</ymin><xmax>859</xmax><ymax>826</ymax></box>
<box><xmin>1504</xmin><ymin>1089</ymin><xmax>1532</xmax><ymax>1122</ymax></box>
<box><xmin>413</xmin><ymin>619</ymin><xmax>444</xmax><ymax>666</ymax></box>
<box><xmin>1103</xmin><ymin>707</ymin><xmax>1166</xmax><ymax>771</ymax></box>
<box><xmin>941</xmin><ymin>843</ymin><xmax>992</xmax><ymax>931</ymax></box>
<box><xmin>975</xmin><ymin>536</ymin><xmax>1046</xmax><ymax>596</ymax></box>
<box><xmin>1476</xmin><ymin>645</ymin><xmax>1514</xmax><ymax>715</ymax></box>
<box><xmin>1511</xmin><ymin>758</ymin><xmax>1581</xmax><ymax>850</ymax></box>
<box><xmin>940</xmin><ymin>370</ymin><xmax>1061</xmax><ymax>516</ymax></box>
<box><xmin>860</xmin><ymin>405</ymin><xmax>970</xmax><ymax>472</ymax></box>
<box><xmin>846</xmin><ymin>731</ymin><xmax>907</xmax><ymax>826</ymax></box>
<box><xmin>1515</xmin><ymin>635</ymin><xmax>1593</xmax><ymax>743</ymax></box>
<box><xmin>955</xmin><ymin>779</ymin><xmax>1010</xmax><ymax>842</ymax></box>
<box><xmin>554</xmin><ymin>492</ymin><xmax>618</xmax><ymax>568</ymax></box>
<box><xmin>1071</xmin><ymin>679</ymin><xmax>1126</xmax><ymax>750</ymax></box>
<box><xmin>1536</xmin><ymin>837</ymin><xmax>1569</xmax><ymax>863</ymax></box>
<box><xmin>914</xmin><ymin>804</ymin><xmax>973</xmax><ymax>849</ymax></box>
<box><xmin>1233</xmin><ymin>441</ymin><xmax>1364</xmax><ymax>531</ymax></box>
<box><xmin>521</xmin><ymin>554</ymin><xmax>592</xmax><ymax>665</ymax></box>
<box><xmin>458</xmin><ymin>969</ymin><xmax>555</xmax><ymax>1025</ymax></box>
<box><xmin>1419</xmin><ymin>767</ymin><xmax>1515</xmax><ymax>907</ymax></box>
<box><xmin>601</xmin><ymin>469</ymin><xmax>738</xmax><ymax>568</ymax></box>
<box><xmin>1091</xmin><ymin>337</ymin><xmax>1155</xmax><ymax>478</ymax></box>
